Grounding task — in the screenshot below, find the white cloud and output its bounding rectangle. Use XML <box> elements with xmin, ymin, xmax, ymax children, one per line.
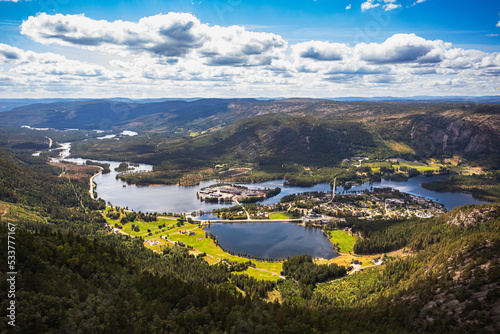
<box><xmin>346</xmin><ymin>4</ymin><xmax>351</xmax><ymax>10</ymax></box>
<box><xmin>354</xmin><ymin>33</ymin><xmax>450</xmax><ymax>64</ymax></box>
<box><xmin>0</xmin><ymin>14</ymin><xmax>498</xmax><ymax>98</ymax></box>
<box><xmin>0</xmin><ymin>42</ymin><xmax>111</xmax><ymax>91</ymax></box>
<box><xmin>0</xmin><ymin>44</ymin><xmax>23</xmax><ymax>62</ymax></box>
<box><xmin>383</xmin><ymin>3</ymin><xmax>401</xmax><ymax>11</ymax></box>
<box><xmin>361</xmin><ymin>1</ymin><xmax>379</xmax><ymax>12</ymax></box>
<box><xmin>362</xmin><ymin>0</ymin><xmax>423</xmax><ymax>11</ymax></box>
<box><xmin>292</xmin><ymin>41</ymin><xmax>350</xmax><ymax>61</ymax></box>
<box><xmin>21</xmin><ymin>13</ymin><xmax>287</xmax><ymax>67</ymax></box>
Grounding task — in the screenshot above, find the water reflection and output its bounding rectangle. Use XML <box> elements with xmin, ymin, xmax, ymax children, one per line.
<box><xmin>205</xmin><ymin>222</ymin><xmax>337</xmax><ymax>260</ymax></box>
<box><xmin>59</xmin><ymin>149</ymin><xmax>487</xmax><ymax>213</ymax></box>
<box><xmin>337</xmin><ymin>175</ymin><xmax>487</xmax><ymax>210</ymax></box>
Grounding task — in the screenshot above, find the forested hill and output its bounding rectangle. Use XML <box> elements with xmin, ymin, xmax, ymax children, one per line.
<box><xmin>143</xmin><ymin>114</ymin><xmax>393</xmax><ymax>166</ymax></box>
<box><xmin>5</xmin><ymin>98</ymin><xmax>497</xmax><ymax>171</ymax></box>
<box><xmin>1</xmin><ymin>99</ymin><xmax>499</xmax><ymax>162</ymax></box>
<box><xmin>0</xmin><ymin>151</ymin><xmax>499</xmax><ymax>333</ymax></box>
<box><xmin>0</xmin><ymin>98</ymin><xmax>258</xmax><ymax>131</ymax></box>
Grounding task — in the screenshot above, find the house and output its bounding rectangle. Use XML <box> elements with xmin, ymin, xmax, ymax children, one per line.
<box><xmin>146</xmin><ymin>239</ymin><xmax>160</xmax><ymax>246</ymax></box>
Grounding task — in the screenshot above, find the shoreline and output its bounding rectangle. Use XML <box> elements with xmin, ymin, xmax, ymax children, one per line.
<box><xmin>89</xmin><ymin>167</ymin><xmax>103</xmax><ymax>199</ymax></box>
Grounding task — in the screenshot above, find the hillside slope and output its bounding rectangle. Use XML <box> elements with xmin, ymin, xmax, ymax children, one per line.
<box><xmin>2</xmin><ymin>99</ymin><xmax>499</xmax><ymax>168</ymax></box>
<box><xmin>0</xmin><ymin>152</ymin><xmax>499</xmax><ymax>333</ymax></box>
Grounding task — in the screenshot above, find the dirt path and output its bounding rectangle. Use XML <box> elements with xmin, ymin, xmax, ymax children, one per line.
<box><xmin>318</xmin><ymin>264</ymin><xmax>379</xmax><ymax>285</ymax></box>
<box><xmin>249</xmin><ymin>267</ymin><xmax>285</xmax><ymax>279</ymax></box>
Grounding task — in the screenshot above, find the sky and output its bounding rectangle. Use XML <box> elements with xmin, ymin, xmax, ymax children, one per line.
<box><xmin>0</xmin><ymin>0</ymin><xmax>499</xmax><ymax>98</ymax></box>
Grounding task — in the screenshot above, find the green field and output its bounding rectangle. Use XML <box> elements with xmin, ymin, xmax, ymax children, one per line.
<box><xmin>105</xmin><ymin>213</ymin><xmax>284</xmax><ymax>280</ymax></box>
<box><xmin>396</xmin><ymin>161</ymin><xmax>438</xmax><ymax>172</ymax></box>
<box><xmin>327</xmin><ymin>229</ymin><xmax>358</xmax><ymax>253</ymax></box>
<box><xmin>167</xmin><ymin>230</ymin><xmax>283</xmax><ymax>280</ymax></box>
<box><xmin>105</xmin><ymin>214</ymin><xmax>181</xmax><ymax>238</ymax></box>
<box><xmin>320</xmin><ymin>254</ymin><xmax>377</xmax><ymax>268</ymax></box>
<box><xmin>384</xmin><ymin>140</ymin><xmax>415</xmax><ymax>154</ymax></box>
<box><xmin>269</xmin><ymin>212</ymin><xmax>295</xmax><ymax>219</ymax></box>
<box><xmin>0</xmin><ymin>201</ymin><xmax>48</xmax><ymax>226</ymax></box>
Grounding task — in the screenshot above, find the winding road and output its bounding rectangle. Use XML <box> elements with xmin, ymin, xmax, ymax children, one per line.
<box><xmin>89</xmin><ymin>168</ymin><xmax>103</xmax><ymax>199</ymax></box>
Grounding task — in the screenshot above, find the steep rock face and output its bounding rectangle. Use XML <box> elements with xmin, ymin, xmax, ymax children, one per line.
<box><xmin>448</xmin><ymin>203</ymin><xmax>499</xmax><ymax>228</ymax></box>
<box><xmin>407</xmin><ymin>113</ymin><xmax>500</xmax><ymax>156</ymax></box>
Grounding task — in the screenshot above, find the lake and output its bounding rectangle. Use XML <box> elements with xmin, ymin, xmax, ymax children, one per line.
<box><xmin>204</xmin><ymin>222</ymin><xmax>338</xmax><ymax>260</ymax></box>
<box><xmin>59</xmin><ymin>151</ymin><xmax>490</xmax><ymax>261</ymax></box>
<box><xmin>84</xmin><ymin>160</ymin><xmax>333</xmax><ymax>213</ymax></box>
<box><xmin>337</xmin><ymin>175</ymin><xmax>488</xmax><ymax>211</ymax></box>
<box><xmin>60</xmin><ymin>154</ymin><xmax>487</xmax><ymax>212</ymax></box>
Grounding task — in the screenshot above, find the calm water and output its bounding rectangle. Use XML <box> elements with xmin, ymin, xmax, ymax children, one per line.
<box><xmin>61</xmin><ymin>153</ymin><xmax>487</xmax><ymax>213</ymax></box>
<box><xmin>337</xmin><ymin>175</ymin><xmax>488</xmax><ymax>211</ymax></box>
<box><xmin>60</xmin><ymin>152</ymin><xmax>489</xmax><ymax>260</ymax></box>
<box><xmin>79</xmin><ymin>158</ymin><xmax>332</xmax><ymax>213</ymax></box>
<box><xmin>205</xmin><ymin>222</ymin><xmax>337</xmax><ymax>260</ymax></box>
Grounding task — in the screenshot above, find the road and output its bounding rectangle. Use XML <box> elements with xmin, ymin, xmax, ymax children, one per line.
<box><xmin>89</xmin><ymin>168</ymin><xmax>103</xmax><ymax>199</ymax></box>
<box><xmin>233</xmin><ymin>199</ymin><xmax>251</xmax><ymax>219</ymax></box>
<box><xmin>45</xmin><ymin>136</ymin><xmax>53</xmax><ymax>149</ymax></box>
<box><xmin>327</xmin><ymin>177</ymin><xmax>336</xmax><ymax>203</ymax></box>
<box><xmin>201</xmin><ymin>218</ymin><xmax>300</xmax><ymax>223</ymax></box>
<box><xmin>318</xmin><ymin>264</ymin><xmax>378</xmax><ymax>285</ymax></box>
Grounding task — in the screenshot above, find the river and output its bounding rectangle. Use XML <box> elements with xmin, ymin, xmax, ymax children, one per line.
<box><xmin>54</xmin><ymin>144</ymin><xmax>489</xmax><ymax>260</ymax></box>
<box><xmin>58</xmin><ymin>150</ymin><xmax>487</xmax><ymax>213</ymax></box>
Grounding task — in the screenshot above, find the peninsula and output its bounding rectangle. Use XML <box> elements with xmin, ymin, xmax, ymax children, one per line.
<box><xmin>197</xmin><ymin>184</ymin><xmax>281</xmax><ymax>203</ymax></box>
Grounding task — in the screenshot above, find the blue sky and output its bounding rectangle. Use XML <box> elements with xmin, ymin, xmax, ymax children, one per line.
<box><xmin>0</xmin><ymin>0</ymin><xmax>499</xmax><ymax>98</ymax></box>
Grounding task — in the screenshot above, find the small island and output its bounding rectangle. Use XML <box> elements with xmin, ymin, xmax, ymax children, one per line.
<box><xmin>197</xmin><ymin>184</ymin><xmax>281</xmax><ymax>203</ymax></box>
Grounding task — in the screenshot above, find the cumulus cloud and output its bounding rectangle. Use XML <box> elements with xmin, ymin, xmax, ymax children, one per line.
<box><xmin>383</xmin><ymin>3</ymin><xmax>401</xmax><ymax>11</ymax></box>
<box><xmin>0</xmin><ymin>43</ymin><xmax>108</xmax><ymax>79</ymax></box>
<box><xmin>362</xmin><ymin>0</ymin><xmax>417</xmax><ymax>12</ymax></box>
<box><xmin>2</xmin><ymin>13</ymin><xmax>499</xmax><ymax>98</ymax></box>
<box><xmin>361</xmin><ymin>1</ymin><xmax>379</xmax><ymax>12</ymax></box>
<box><xmin>326</xmin><ymin>65</ymin><xmax>391</xmax><ymax>75</ymax></box>
<box><xmin>0</xmin><ymin>44</ymin><xmax>23</xmax><ymax>61</ymax></box>
<box><xmin>355</xmin><ymin>34</ymin><xmax>450</xmax><ymax>64</ymax></box>
<box><xmin>21</xmin><ymin>13</ymin><xmax>286</xmax><ymax>67</ymax></box>
<box><xmin>292</xmin><ymin>41</ymin><xmax>350</xmax><ymax>61</ymax></box>
<box><xmin>346</xmin><ymin>4</ymin><xmax>351</xmax><ymax>10</ymax></box>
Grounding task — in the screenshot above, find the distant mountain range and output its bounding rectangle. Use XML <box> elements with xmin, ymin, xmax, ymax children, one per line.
<box><xmin>0</xmin><ymin>98</ymin><xmax>204</xmax><ymax>112</ymax></box>
<box><xmin>0</xmin><ymin>96</ymin><xmax>498</xmax><ymax>112</ymax></box>
<box><xmin>1</xmin><ymin>98</ymin><xmax>499</xmax><ymax>168</ymax></box>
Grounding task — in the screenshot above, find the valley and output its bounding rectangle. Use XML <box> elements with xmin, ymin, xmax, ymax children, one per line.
<box><xmin>0</xmin><ymin>98</ymin><xmax>499</xmax><ymax>333</ymax></box>
<box><xmin>1</xmin><ymin>0</ymin><xmax>500</xmax><ymax>330</ymax></box>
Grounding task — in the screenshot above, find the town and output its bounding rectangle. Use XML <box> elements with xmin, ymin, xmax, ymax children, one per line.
<box><xmin>197</xmin><ymin>184</ymin><xmax>281</xmax><ymax>203</ymax></box>
<box><xmin>208</xmin><ymin>187</ymin><xmax>446</xmax><ymax>223</ymax></box>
